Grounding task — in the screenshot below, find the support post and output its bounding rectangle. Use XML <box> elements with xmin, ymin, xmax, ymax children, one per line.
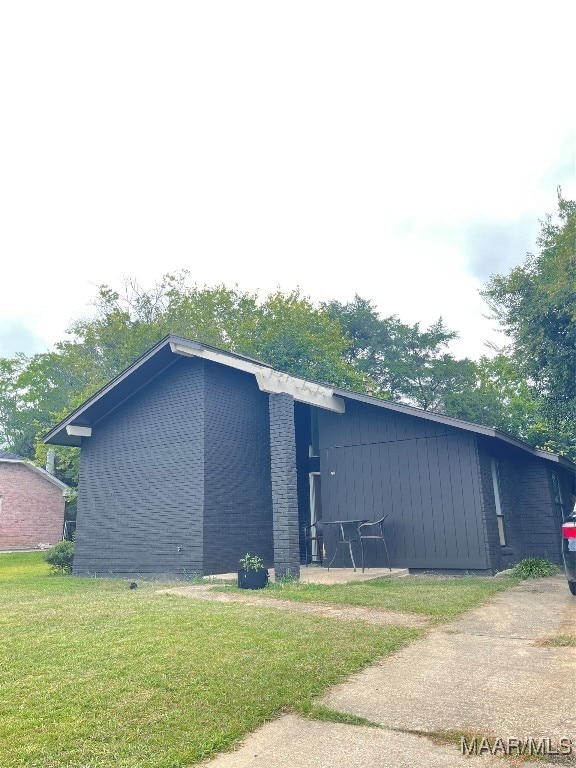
<box><xmin>269</xmin><ymin>393</ymin><xmax>301</xmax><ymax>580</ymax></box>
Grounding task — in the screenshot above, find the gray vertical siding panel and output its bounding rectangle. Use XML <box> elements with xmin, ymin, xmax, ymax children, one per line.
<box><xmin>320</xmin><ymin>397</ymin><xmax>488</xmax><ymax>569</ymax></box>
<box><xmin>434</xmin><ymin>436</ymin><xmax>459</xmax><ymax>563</ymax></box>
<box><xmin>414</xmin><ymin>436</ymin><xmax>434</xmax><ymax>561</ymax></box>
<box><xmin>73</xmin><ymin>357</ymin><xmax>205</xmax><ymax>577</ymax></box>
<box><xmin>426</xmin><ymin>438</ymin><xmax>447</xmax><ymax>562</ymax></box>
<box><xmin>462</xmin><ymin>435</ymin><xmax>484</xmax><ymax>562</ymax></box>
<box><xmin>450</xmin><ymin>437</ymin><xmax>470</xmax><ymax>560</ymax></box>
<box><xmin>203</xmin><ymin>363</ymin><xmax>273</xmax><ymax>574</ymax></box>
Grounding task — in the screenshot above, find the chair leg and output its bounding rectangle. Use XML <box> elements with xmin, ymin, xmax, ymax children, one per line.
<box><xmin>348</xmin><ymin>538</ymin><xmax>356</xmax><ymax>572</ymax></box>
<box><xmin>382</xmin><ymin>537</ymin><xmax>391</xmax><ymax>571</ymax></box>
<box><xmin>360</xmin><ymin>538</ymin><xmax>365</xmax><ymax>573</ymax></box>
<box><xmin>327</xmin><ymin>543</ymin><xmax>338</xmax><ymax>572</ymax></box>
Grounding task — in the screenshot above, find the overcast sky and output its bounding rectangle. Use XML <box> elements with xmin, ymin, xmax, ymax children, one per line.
<box><xmin>1</xmin><ymin>1</ymin><xmax>574</xmax><ymax>362</ymax></box>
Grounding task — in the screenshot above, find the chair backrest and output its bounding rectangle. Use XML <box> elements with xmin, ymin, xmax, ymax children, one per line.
<box><xmin>358</xmin><ymin>515</ymin><xmax>388</xmax><ymax>536</ymax></box>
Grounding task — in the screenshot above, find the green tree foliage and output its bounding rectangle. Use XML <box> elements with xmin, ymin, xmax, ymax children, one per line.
<box><xmin>2</xmin><ymin>199</ymin><xmax>573</xmax><ymax>494</ymax></box>
<box><xmin>0</xmin><ymin>356</ymin><xmax>35</xmax><ymax>456</ymax></box>
<box><xmin>442</xmin><ymin>353</ymin><xmax>546</xmax><ymax>441</ymax></box>
<box><xmin>324</xmin><ymin>296</ymin><xmax>476</xmax><ymax>412</ymax></box>
<box><xmin>0</xmin><ymin>276</ymin><xmax>367</xmax><ymax>486</ymax></box>
<box><xmin>482</xmin><ymin>191</ymin><xmax>576</xmax><ymax>458</ymax></box>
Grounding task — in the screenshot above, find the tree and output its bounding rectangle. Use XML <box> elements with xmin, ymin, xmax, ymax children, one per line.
<box><xmin>324</xmin><ymin>296</ymin><xmax>477</xmax><ymax>412</ymax></box>
<box><xmin>481</xmin><ymin>190</ymin><xmax>576</xmax><ymax>458</ymax></box>
<box><xmin>0</xmin><ymin>276</ymin><xmax>370</xmax><ymax>486</ymax></box>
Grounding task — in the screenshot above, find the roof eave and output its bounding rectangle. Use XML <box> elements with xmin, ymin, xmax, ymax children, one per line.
<box><xmin>0</xmin><ymin>458</ymin><xmax>72</xmax><ymax>492</ymax></box>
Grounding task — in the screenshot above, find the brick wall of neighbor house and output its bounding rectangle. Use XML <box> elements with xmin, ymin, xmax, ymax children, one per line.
<box><xmin>477</xmin><ymin>437</ymin><xmax>565</xmax><ymax>571</ymax></box>
<box><xmin>0</xmin><ymin>463</ymin><xmax>64</xmax><ymax>547</ymax></box>
<box><xmin>73</xmin><ymin>357</ymin><xmax>205</xmax><ymax>577</ymax></box>
<box><xmin>203</xmin><ymin>362</ymin><xmax>273</xmax><ymax>574</ymax></box>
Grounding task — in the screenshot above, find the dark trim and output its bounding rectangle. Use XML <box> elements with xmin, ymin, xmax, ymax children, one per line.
<box><xmin>43</xmin><ymin>334</ymin><xmax>576</xmax><ymax>473</ymax></box>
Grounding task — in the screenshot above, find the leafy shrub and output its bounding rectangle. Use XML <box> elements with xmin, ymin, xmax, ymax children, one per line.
<box><xmin>239</xmin><ymin>553</ymin><xmax>265</xmax><ymax>571</ymax></box>
<box><xmin>512</xmin><ymin>557</ymin><xmax>559</xmax><ymax>579</ymax></box>
<box><xmin>43</xmin><ymin>540</ymin><xmax>75</xmax><ymax>574</ymax></box>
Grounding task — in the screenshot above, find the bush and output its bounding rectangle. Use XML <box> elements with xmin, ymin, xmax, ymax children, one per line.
<box><xmin>512</xmin><ymin>557</ymin><xmax>559</xmax><ymax>579</ymax></box>
<box><xmin>43</xmin><ymin>540</ymin><xmax>75</xmax><ymax>574</ymax></box>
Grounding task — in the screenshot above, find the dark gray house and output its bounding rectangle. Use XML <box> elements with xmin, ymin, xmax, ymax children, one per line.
<box><xmin>44</xmin><ymin>335</ymin><xmax>575</xmax><ymax>578</ymax></box>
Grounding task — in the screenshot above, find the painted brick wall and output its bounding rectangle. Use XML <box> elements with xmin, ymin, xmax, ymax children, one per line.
<box><xmin>517</xmin><ymin>461</ymin><xmax>564</xmax><ymax>565</ymax></box>
<box><xmin>477</xmin><ymin>438</ymin><xmax>564</xmax><ymax>570</ymax></box>
<box><xmin>0</xmin><ymin>463</ymin><xmax>64</xmax><ymax>547</ymax></box>
<box><xmin>73</xmin><ymin>357</ymin><xmax>205</xmax><ymax>577</ymax></box>
<box><xmin>203</xmin><ymin>362</ymin><xmax>273</xmax><ymax>574</ymax></box>
<box><xmin>269</xmin><ymin>393</ymin><xmax>300</xmax><ymax>578</ymax></box>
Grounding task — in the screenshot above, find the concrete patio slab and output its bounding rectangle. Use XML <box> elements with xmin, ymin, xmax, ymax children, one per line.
<box><xmin>204</xmin><ymin>567</ymin><xmax>408</xmax><ymax>585</ymax></box>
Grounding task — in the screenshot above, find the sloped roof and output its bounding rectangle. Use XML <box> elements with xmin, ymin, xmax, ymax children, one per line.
<box><xmin>0</xmin><ymin>450</ymin><xmax>25</xmax><ymax>461</ymax></box>
<box><xmin>43</xmin><ymin>334</ymin><xmax>575</xmax><ymax>472</ymax></box>
<box><xmin>0</xmin><ymin>452</ymin><xmax>71</xmax><ymax>493</ymax></box>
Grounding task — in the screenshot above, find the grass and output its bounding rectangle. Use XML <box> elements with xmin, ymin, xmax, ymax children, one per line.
<box><xmin>233</xmin><ymin>573</ymin><xmax>520</xmax><ymax>621</ymax></box>
<box><xmin>297</xmin><ymin>702</ymin><xmax>382</xmax><ymax>728</ymax></box>
<box><xmin>0</xmin><ymin>553</ymin><xmax>419</xmax><ymax>768</ymax></box>
<box><xmin>536</xmin><ymin>635</ymin><xmax>576</xmax><ymax>648</ymax></box>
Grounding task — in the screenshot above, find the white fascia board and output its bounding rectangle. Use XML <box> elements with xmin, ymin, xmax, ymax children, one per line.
<box><xmin>255</xmin><ymin>370</ymin><xmax>345</xmax><ymax>413</ymax></box>
<box><xmin>170</xmin><ymin>342</ymin><xmax>262</xmax><ymax>376</ymax></box>
<box><xmin>170</xmin><ymin>340</ymin><xmax>345</xmax><ymax>413</ymax></box>
<box><xmin>66</xmin><ymin>425</ymin><xmax>92</xmax><ymax>437</ymax></box>
<box><xmin>28</xmin><ymin>464</ymin><xmax>72</xmax><ymax>492</ymax></box>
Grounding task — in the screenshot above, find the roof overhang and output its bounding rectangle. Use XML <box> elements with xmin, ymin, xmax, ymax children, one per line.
<box><xmin>44</xmin><ymin>335</ymin><xmax>345</xmax><ymax>446</ymax></box>
<box><xmin>41</xmin><ymin>334</ymin><xmax>576</xmax><ymax>473</ymax></box>
<box><xmin>170</xmin><ymin>340</ymin><xmax>345</xmax><ymax>413</ymax></box>
<box><xmin>333</xmin><ymin>388</ymin><xmax>576</xmax><ymax>472</ymax></box>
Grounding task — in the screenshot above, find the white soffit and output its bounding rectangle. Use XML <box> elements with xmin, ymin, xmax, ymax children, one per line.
<box><xmin>170</xmin><ymin>341</ymin><xmax>345</xmax><ymax>413</ymax></box>
<box><xmin>66</xmin><ymin>425</ymin><xmax>92</xmax><ymax>437</ymax></box>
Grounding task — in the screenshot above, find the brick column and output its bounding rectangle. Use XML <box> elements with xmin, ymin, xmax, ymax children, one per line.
<box><xmin>269</xmin><ymin>393</ymin><xmax>300</xmax><ymax>579</ymax></box>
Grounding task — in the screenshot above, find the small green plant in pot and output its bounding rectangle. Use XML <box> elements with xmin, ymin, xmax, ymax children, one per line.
<box><xmin>238</xmin><ymin>553</ymin><xmax>269</xmax><ymax>590</ymax></box>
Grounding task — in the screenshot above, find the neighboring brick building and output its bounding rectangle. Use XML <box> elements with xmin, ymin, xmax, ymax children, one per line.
<box><xmin>43</xmin><ymin>335</ymin><xmax>576</xmax><ymax>578</ymax></box>
<box><xmin>0</xmin><ymin>451</ymin><xmax>69</xmax><ymax>549</ymax></box>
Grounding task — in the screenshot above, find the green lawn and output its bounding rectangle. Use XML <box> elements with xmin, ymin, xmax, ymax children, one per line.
<box><xmin>0</xmin><ymin>553</ymin><xmax>419</xmax><ymax>768</ymax></box>
<box><xmin>257</xmin><ymin>572</ymin><xmax>520</xmax><ymax>621</ymax></box>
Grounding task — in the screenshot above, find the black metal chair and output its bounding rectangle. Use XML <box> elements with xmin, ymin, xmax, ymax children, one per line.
<box><xmin>303</xmin><ymin>520</ymin><xmax>324</xmax><ymax>565</ymax></box>
<box><xmin>357</xmin><ymin>515</ymin><xmax>391</xmax><ymax>573</ymax></box>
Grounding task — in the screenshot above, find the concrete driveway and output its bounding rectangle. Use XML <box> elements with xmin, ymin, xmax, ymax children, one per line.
<box><xmin>205</xmin><ymin>576</ymin><xmax>575</xmax><ymax>767</ymax></box>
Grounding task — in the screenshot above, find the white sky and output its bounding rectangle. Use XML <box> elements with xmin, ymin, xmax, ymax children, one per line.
<box><xmin>1</xmin><ymin>1</ymin><xmax>574</xmax><ymax>361</ymax></box>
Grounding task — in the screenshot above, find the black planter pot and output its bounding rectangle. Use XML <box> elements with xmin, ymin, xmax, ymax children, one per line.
<box><xmin>238</xmin><ymin>568</ymin><xmax>269</xmax><ymax>589</ymax></box>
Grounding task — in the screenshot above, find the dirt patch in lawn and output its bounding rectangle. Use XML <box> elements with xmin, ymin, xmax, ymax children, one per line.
<box><xmin>157</xmin><ymin>585</ymin><xmax>430</xmax><ymax>627</ymax></box>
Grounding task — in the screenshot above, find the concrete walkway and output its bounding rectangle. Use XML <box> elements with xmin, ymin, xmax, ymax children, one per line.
<box><xmin>204</xmin><ymin>576</ymin><xmax>576</xmax><ymax>767</ymax></box>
